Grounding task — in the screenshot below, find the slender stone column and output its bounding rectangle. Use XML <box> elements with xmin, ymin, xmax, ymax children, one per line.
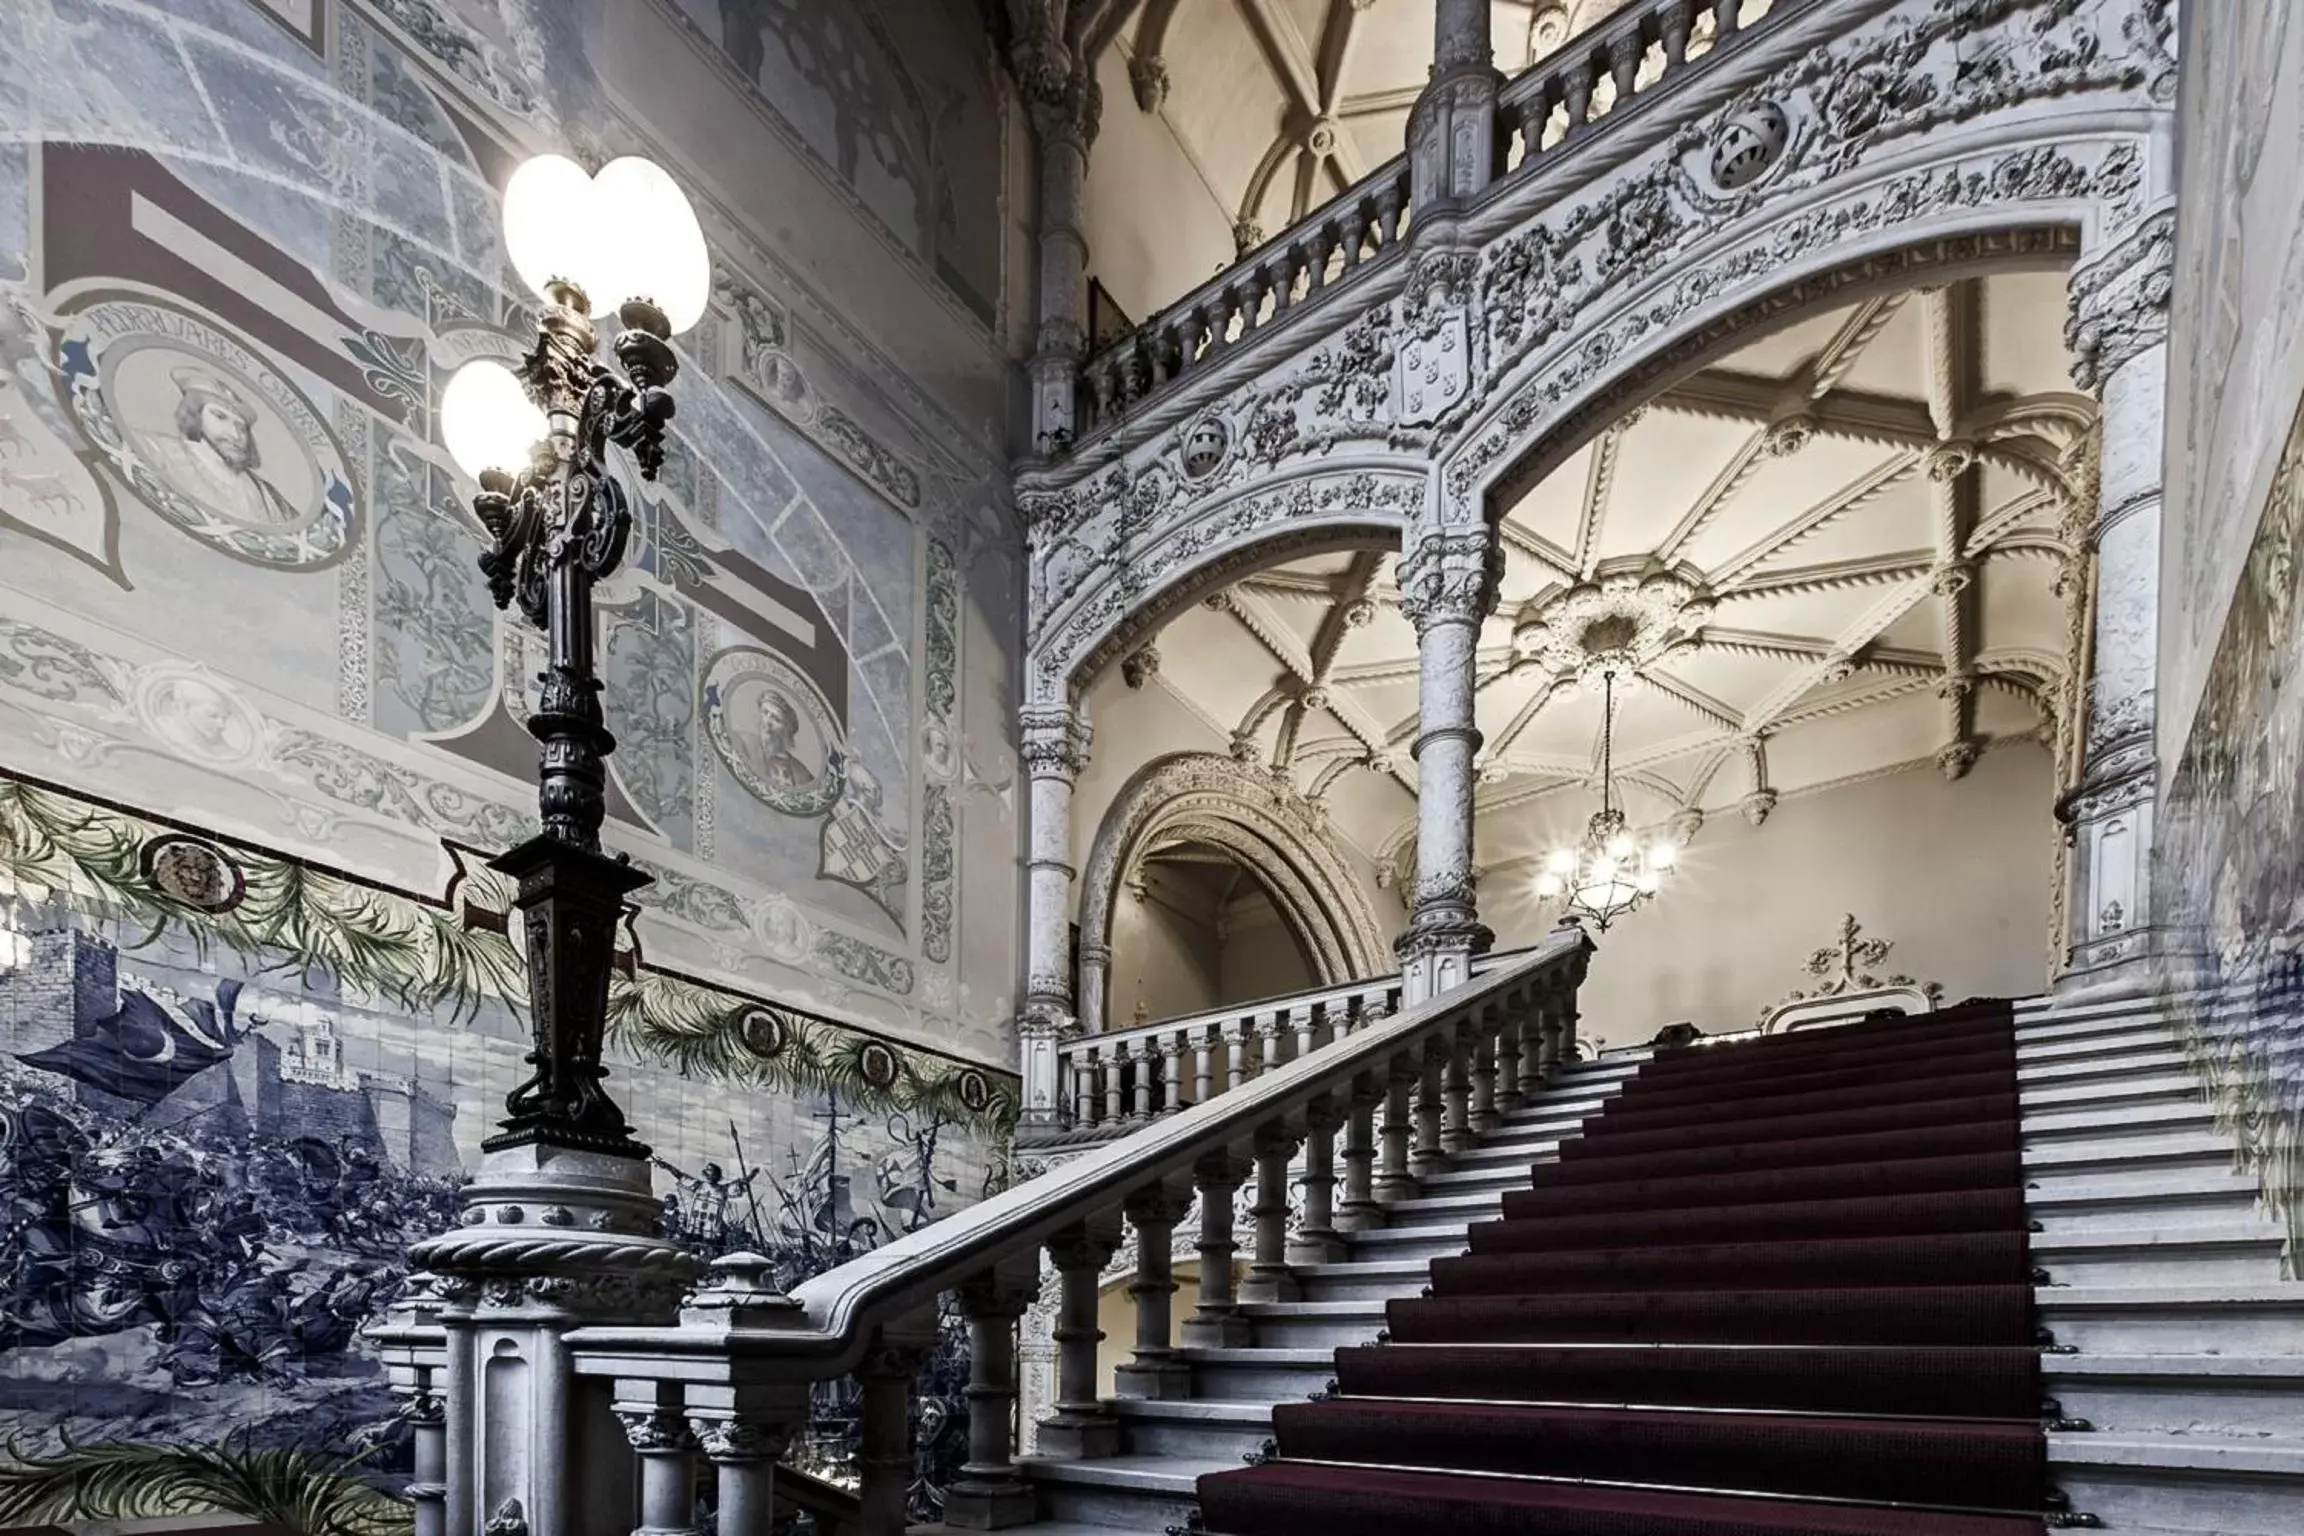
<box><xmin>1289</xmin><ymin>1096</ymin><xmax>1347</xmax><ymax>1263</ymax></box>
<box><xmin>1491</xmin><ymin>1006</ymin><xmax>1525</xmax><ymax>1117</ymax></box>
<box><xmin>1410</xmin><ymin>1036</ymin><xmax>1449</xmax><ymax>1178</ymax></box>
<box><xmin>1396</xmin><ymin>529</ymin><xmax>1502</xmax><ymax>1003</ymax></box>
<box><xmin>1469</xmin><ymin>1009</ymin><xmax>1502</xmax><ymax>1134</ymax></box>
<box><xmin>1012</xmin><ymin>21</ymin><xmax>1101</xmax><ymax>449</ymax></box>
<box><xmin>2060</xmin><ymin>210</ymin><xmax>2174</xmax><ymax>988</ymax></box>
<box><xmin>1408</xmin><ymin>0</ymin><xmax>1501</xmax><ymax>211</ymax></box>
<box><xmin>1184</xmin><ymin>1152</ymin><xmax>1255</xmax><ymax>1346</ymax></box>
<box><xmin>1239</xmin><ymin>1123</ymin><xmax>1304</xmax><ymax>1302</ymax></box>
<box><xmin>690</xmin><ymin>1412</ymin><xmax>803</xmax><ymax>1536</ymax></box>
<box><xmin>1117</xmin><ymin>1184</ymin><xmax>1195</xmax><ymax>1399</ymax></box>
<box><xmin>949</xmin><ymin>1264</ymin><xmax>1039</xmax><ymax>1529</ymax></box>
<box><xmin>1439</xmin><ymin>1026</ymin><xmax>1474</xmax><ymax>1155</ymax></box>
<box><xmin>1019</xmin><ymin>708</ymin><xmax>1092</xmax><ymax>1131</ymax></box>
<box><xmin>615</xmin><ymin>1383</ymin><xmax>698</xmax><ymax>1536</ymax></box>
<box><xmin>1039</xmin><ymin>1221</ymin><xmax>1123</xmax><ymax>1457</ymax></box>
<box><xmin>404</xmin><ymin>1381</ymin><xmax>447</xmax><ymax>1536</ymax></box>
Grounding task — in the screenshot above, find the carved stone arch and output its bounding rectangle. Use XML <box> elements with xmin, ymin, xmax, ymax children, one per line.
<box><xmin>1076</xmin><ymin>752</ymin><xmax>1389</xmax><ymax>1034</ymax></box>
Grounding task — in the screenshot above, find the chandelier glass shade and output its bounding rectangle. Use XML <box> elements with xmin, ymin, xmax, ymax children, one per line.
<box><xmin>1532</xmin><ymin>669</ymin><xmax>1676</xmax><ymax>931</ymax></box>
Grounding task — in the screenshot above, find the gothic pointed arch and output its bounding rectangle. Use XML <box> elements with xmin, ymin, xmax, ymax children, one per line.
<box><xmin>1076</xmin><ymin>752</ymin><xmax>1389</xmax><ymax>1033</ymax></box>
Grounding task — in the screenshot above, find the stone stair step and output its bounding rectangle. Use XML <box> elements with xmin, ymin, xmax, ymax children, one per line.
<box><xmin>2019</xmin><ymin>1025</ymin><xmax>2184</xmax><ymax>1066</ymax></box>
<box><xmin>2048</xmin><ymin>1432</ymin><xmax>2304</xmax><ymax>1536</ymax></box>
<box><xmin>2019</xmin><ymin>1045</ymin><xmax>2200</xmax><ymax>1089</ymax></box>
<box><xmin>2046</xmin><ymin>1354</ymin><xmax>2304</xmax><ymax>1440</ymax></box>
<box><xmin>1021</xmin><ymin>1453</ymin><xmax>1216</xmax><ymax>1532</ymax></box>
<box><xmin>2038</xmin><ymin>1284</ymin><xmax>2304</xmax><ymax>1355</ymax></box>
<box><xmin>2032</xmin><ymin>1224</ymin><xmax>2290</xmax><ymax>1287</ymax></box>
<box><xmin>1180</xmin><ymin>1346</ymin><xmax>1338</xmax><ymax>1401</ymax></box>
<box><xmin>1113</xmin><ymin>1397</ymin><xmax>1276</xmax><ymax>1462</ymax></box>
<box><xmin>2028</xmin><ymin>1170</ymin><xmax>2265</xmax><ymax>1233</ymax></box>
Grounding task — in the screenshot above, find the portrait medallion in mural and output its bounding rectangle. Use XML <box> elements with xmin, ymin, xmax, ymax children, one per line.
<box><xmin>705</xmin><ymin>645</ymin><xmax>849</xmax><ymax>818</ymax></box>
<box><xmin>59</xmin><ymin>296</ymin><xmax>358</xmax><ymax>571</ymax></box>
<box><xmin>141</xmin><ymin>834</ymin><xmax>247</xmax><ymax>915</ymax></box>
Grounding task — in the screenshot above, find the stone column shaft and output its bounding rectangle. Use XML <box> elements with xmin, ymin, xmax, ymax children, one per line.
<box><xmin>1184</xmin><ymin>1153</ymin><xmax>1254</xmax><ymax>1346</ymax></box>
<box><xmin>1117</xmin><ymin>1186</ymin><xmax>1194</xmax><ymax>1399</ymax></box>
<box><xmin>1289</xmin><ymin>1098</ymin><xmax>1346</xmax><ymax>1263</ymax></box>
<box><xmin>1020</xmin><ymin>711</ymin><xmax>1091</xmax><ymax>1128</ymax></box>
<box><xmin>948</xmin><ymin>1271</ymin><xmax>1036</xmax><ymax>1529</ymax></box>
<box><xmin>1039</xmin><ymin>1223</ymin><xmax>1122</xmax><ymax>1457</ymax></box>
<box><xmin>1239</xmin><ymin>1125</ymin><xmax>1303</xmax><ymax>1302</ymax></box>
<box><xmin>1374</xmin><ymin>1058</ymin><xmax>1419</xmax><ymax>1201</ymax></box>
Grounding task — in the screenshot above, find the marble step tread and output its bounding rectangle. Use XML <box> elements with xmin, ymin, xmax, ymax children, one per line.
<box><xmin>2047</xmin><ymin>1353</ymin><xmax>2304</xmax><ymax>1381</ymax></box>
<box><xmin>2034</xmin><ymin>1224</ymin><xmax>2284</xmax><ymax>1255</ymax></box>
<box><xmin>2020</xmin><ymin>1046</ymin><xmax>2198</xmax><ymax>1085</ymax></box>
<box><xmin>2025</xmin><ymin>1131</ymin><xmax>2235</xmax><ymax>1171</ymax></box>
<box><xmin>1112</xmin><ymin>1397</ymin><xmax>1277</xmax><ymax>1425</ymax></box>
<box><xmin>2029</xmin><ymin>1170</ymin><xmax>2265</xmax><ymax>1206</ymax></box>
<box><xmin>2027</xmin><ymin>1102</ymin><xmax>2216</xmax><ymax>1135</ymax></box>
<box><xmin>2041</xmin><ymin>1283</ymin><xmax>2304</xmax><ymax>1310</ymax></box>
<box><xmin>1177</xmin><ymin>1346</ymin><xmax>1337</xmax><ymax>1366</ymax></box>
<box><xmin>1018</xmin><ymin>1452</ymin><xmax>1233</xmax><ymax>1493</ymax></box>
<box><xmin>2047</xmin><ymin>1433</ymin><xmax>2304</xmax><ymax>1476</ymax></box>
<box><xmin>910</xmin><ymin>1523</ymin><xmax>1169</xmax><ymax>1536</ymax></box>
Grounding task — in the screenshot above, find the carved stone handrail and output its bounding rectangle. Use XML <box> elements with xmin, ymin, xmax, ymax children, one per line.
<box><xmin>561</xmin><ymin>922</ymin><xmax>1590</xmax><ymax>1395</ymax></box>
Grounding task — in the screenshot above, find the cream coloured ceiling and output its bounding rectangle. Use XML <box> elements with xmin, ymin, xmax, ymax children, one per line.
<box><xmin>1109</xmin><ymin>0</ymin><xmax>1635</xmax><ymax>248</ymax></box>
<box><xmin>1122</xmin><ymin>270</ymin><xmax>2094</xmax><ymax>870</ymax></box>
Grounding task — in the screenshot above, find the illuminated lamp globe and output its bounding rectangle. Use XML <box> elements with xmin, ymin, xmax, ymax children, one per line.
<box><xmin>1606</xmin><ymin>830</ymin><xmax>1635</xmax><ymax>860</ymax></box>
<box><xmin>1534</xmin><ymin>871</ymin><xmax>1565</xmax><ymax>897</ymax></box>
<box><xmin>1636</xmin><ymin>870</ymin><xmax>1661</xmax><ymax>894</ymax></box>
<box><xmin>1647</xmin><ymin>842</ymin><xmax>1677</xmax><ymax>870</ymax></box>
<box><xmin>441</xmin><ymin>359</ymin><xmax>547</xmax><ymax>479</ymax></box>
<box><xmin>503</xmin><ymin>154</ymin><xmax>615</xmax><ymax>314</ymax></box>
<box><xmin>591</xmin><ymin>156</ymin><xmax>712</xmax><ymax>334</ymax></box>
<box><xmin>1545</xmin><ymin>848</ymin><xmax>1577</xmax><ymax>876</ymax></box>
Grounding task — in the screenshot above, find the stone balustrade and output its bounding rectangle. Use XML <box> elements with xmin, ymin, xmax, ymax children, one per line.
<box><xmin>380</xmin><ymin>925</ymin><xmax>1590</xmax><ymax>1536</ymax></box>
<box><xmin>1050</xmin><ymin>975</ymin><xmax>1406</xmax><ymax>1141</ymax></box>
<box><xmin>1061</xmin><ymin>0</ymin><xmax>1804</xmax><ymax>449</ymax></box>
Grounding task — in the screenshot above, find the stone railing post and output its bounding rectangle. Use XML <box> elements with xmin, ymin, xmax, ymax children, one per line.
<box><xmin>1038</xmin><ymin>1219</ymin><xmax>1123</xmax><ymax>1457</ymax></box>
<box><xmin>615</xmin><ymin>1380</ymin><xmax>698</xmax><ymax>1536</ymax></box>
<box><xmin>1492</xmin><ymin>1004</ymin><xmax>1526</xmax><ymax>1117</ymax></box>
<box><xmin>1239</xmin><ymin>1122</ymin><xmax>1304</xmax><ymax>1302</ymax></box>
<box><xmin>1410</xmin><ymin>1035</ymin><xmax>1449</xmax><ymax>1177</ymax></box>
<box><xmin>1183</xmin><ymin>1151</ymin><xmax>1255</xmax><ymax>1346</ymax></box>
<box><xmin>1374</xmin><ymin>1051</ymin><xmax>1420</xmax><ymax>1201</ymax></box>
<box><xmin>1410</xmin><ymin>0</ymin><xmax>1501</xmax><ymax>211</ymax></box>
<box><xmin>856</xmin><ymin>1314</ymin><xmax>937</xmax><ymax>1536</ymax></box>
<box><xmin>949</xmin><ymin>1259</ymin><xmax>1039</xmax><ymax>1528</ymax></box>
<box><xmin>689</xmin><ymin>1399</ymin><xmax>808</xmax><ymax>1536</ymax></box>
<box><xmin>1439</xmin><ymin>1021</ymin><xmax>1474</xmax><ymax>1154</ymax></box>
<box><xmin>1336</xmin><ymin>1067</ymin><xmax>1384</xmax><ymax>1232</ymax></box>
<box><xmin>1117</xmin><ymin>1182</ymin><xmax>1195</xmax><ymax>1399</ymax></box>
<box><xmin>1469</xmin><ymin>1004</ymin><xmax>1502</xmax><ymax>1133</ymax></box>
<box><xmin>405</xmin><ymin>1380</ymin><xmax>447</xmax><ymax>1536</ymax></box>
<box><xmin>1396</xmin><ymin>528</ymin><xmax>1502</xmax><ymax>1003</ymax></box>
<box><xmin>2060</xmin><ymin>208</ymin><xmax>2174</xmax><ymax>987</ymax></box>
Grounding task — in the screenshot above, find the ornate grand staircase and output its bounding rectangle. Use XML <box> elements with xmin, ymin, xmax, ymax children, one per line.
<box><xmin>990</xmin><ymin>992</ymin><xmax>2304</xmax><ymax>1536</ymax></box>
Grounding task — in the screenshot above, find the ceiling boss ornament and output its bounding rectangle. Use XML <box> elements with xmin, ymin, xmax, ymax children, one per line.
<box><xmin>1511</xmin><ymin>567</ymin><xmax>1714</xmax><ymax>689</ymax></box>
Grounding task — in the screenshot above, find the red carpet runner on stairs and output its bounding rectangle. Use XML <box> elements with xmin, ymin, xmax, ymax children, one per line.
<box><xmin>1197</xmin><ymin>1000</ymin><xmax>2052</xmax><ymax>1536</ymax></box>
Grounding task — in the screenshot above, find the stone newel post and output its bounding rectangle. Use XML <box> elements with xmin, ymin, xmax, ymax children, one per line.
<box><xmin>1019</xmin><ymin>706</ymin><xmax>1092</xmax><ymax>1130</ymax></box>
<box><xmin>1395</xmin><ymin>527</ymin><xmax>1503</xmax><ymax>1003</ymax></box>
<box><xmin>1409</xmin><ymin>0</ymin><xmax>1502</xmax><ymax>212</ymax></box>
<box><xmin>1012</xmin><ymin>20</ymin><xmax>1102</xmax><ymax>449</ymax></box>
<box><xmin>2059</xmin><ymin>208</ymin><xmax>2174</xmax><ymax>987</ymax></box>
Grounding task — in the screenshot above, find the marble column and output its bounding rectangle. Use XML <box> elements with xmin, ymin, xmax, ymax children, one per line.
<box><xmin>1396</xmin><ymin>528</ymin><xmax>1502</xmax><ymax>1003</ymax></box>
<box><xmin>1013</xmin><ymin>21</ymin><xmax>1101</xmax><ymax>450</ymax></box>
<box><xmin>2059</xmin><ymin>209</ymin><xmax>2173</xmax><ymax>988</ymax></box>
<box><xmin>1019</xmin><ymin>707</ymin><xmax>1092</xmax><ymax>1131</ymax></box>
<box><xmin>1116</xmin><ymin>1183</ymin><xmax>1195</xmax><ymax>1399</ymax></box>
<box><xmin>949</xmin><ymin>1263</ymin><xmax>1039</xmax><ymax>1529</ymax></box>
<box><xmin>1183</xmin><ymin>1152</ymin><xmax>1255</xmax><ymax>1346</ymax></box>
<box><xmin>856</xmin><ymin>1335</ymin><xmax>932</xmax><ymax>1536</ymax></box>
<box><xmin>614</xmin><ymin>1383</ymin><xmax>698</xmax><ymax>1536</ymax></box>
<box><xmin>1408</xmin><ymin>0</ymin><xmax>1501</xmax><ymax>211</ymax></box>
<box><xmin>1039</xmin><ymin>1220</ymin><xmax>1123</xmax><ymax>1458</ymax></box>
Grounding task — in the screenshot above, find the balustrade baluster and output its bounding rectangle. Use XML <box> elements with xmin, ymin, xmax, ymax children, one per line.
<box><xmin>1609</xmin><ymin>31</ymin><xmax>1643</xmax><ymax>104</ymax></box>
<box><xmin>616</xmin><ymin>1381</ymin><xmax>698</xmax><ymax>1536</ymax></box>
<box><xmin>1494</xmin><ymin>1005</ymin><xmax>1526</xmax><ymax>1116</ymax></box>
<box><xmin>1255</xmin><ymin>1008</ymin><xmax>1288</xmax><ymax>1078</ymax></box>
<box><xmin>1131</xmin><ymin>1036</ymin><xmax>1156</xmax><ymax>1123</ymax></box>
<box><xmin>1470</xmin><ymin>1009</ymin><xmax>1502</xmax><ymax>1135</ymax></box>
<box><xmin>1158</xmin><ymin>1031</ymin><xmax>1189</xmax><ymax>1114</ymax></box>
<box><xmin>1340</xmin><ymin>207</ymin><xmax>1368</xmax><ymax>271</ymax></box>
<box><xmin>1713</xmin><ymin>0</ymin><xmax>1742</xmax><ymax>37</ymax></box>
<box><xmin>1537</xmin><ymin>990</ymin><xmax>1568</xmax><ymax>1079</ymax></box>
<box><xmin>1410</xmin><ymin>1035</ymin><xmax>1448</xmax><ymax>1177</ymax></box>
<box><xmin>1563</xmin><ymin>59</ymin><xmax>1595</xmax><ymax>132</ymax></box>
<box><xmin>690</xmin><ymin>1401</ymin><xmax>807</xmax><ymax>1536</ymax></box>
<box><xmin>856</xmin><ymin>1322</ymin><xmax>934</xmax><ymax>1536</ymax></box>
<box><xmin>1377</xmin><ymin>1052</ymin><xmax>1419</xmax><ymax>1199</ymax></box>
<box><xmin>1117</xmin><ymin>1182</ymin><xmax>1195</xmax><ymax>1398</ymax></box>
<box><xmin>1073</xmin><ymin>1046</ymin><xmax>1096</xmax><ymax>1127</ymax></box>
<box><xmin>1557</xmin><ymin>991</ymin><xmax>1582</xmax><ymax>1070</ymax></box>
<box><xmin>1289</xmin><ymin>1095</ymin><xmax>1346</xmax><ymax>1263</ymax></box>
<box><xmin>1239</xmin><ymin>1121</ymin><xmax>1304</xmax><ymax>1301</ymax></box>
<box><xmin>1372</xmin><ymin>187</ymin><xmax>1403</xmax><ymax>252</ymax></box>
<box><xmin>1440</xmin><ymin>1023</ymin><xmax>1474</xmax><ymax>1155</ymax></box>
<box><xmin>1185</xmin><ymin>1150</ymin><xmax>1254</xmax><ymax>1346</ymax></box>
<box><xmin>1661</xmin><ymin>0</ymin><xmax>1693</xmax><ymax>66</ymax></box>
<box><xmin>397</xmin><ymin>1362</ymin><xmax>446</xmax><ymax>1536</ymax></box>
<box><xmin>948</xmin><ymin>1262</ymin><xmax>1038</xmax><ymax>1527</ymax></box>
<box><xmin>1293</xmin><ymin>1002</ymin><xmax>1318</xmax><ymax>1059</ymax></box>
<box><xmin>1223</xmin><ymin>1018</ymin><xmax>1250</xmax><ymax>1094</ymax></box>
<box><xmin>1103</xmin><ymin>1047</ymin><xmax>1125</xmax><ymax>1125</ymax></box>
<box><xmin>1337</xmin><ymin>1069</ymin><xmax>1383</xmax><ymax>1231</ymax></box>
<box><xmin>1520</xmin><ymin>999</ymin><xmax>1552</xmax><ymax>1100</ymax></box>
<box><xmin>1193</xmin><ymin>1024</ymin><xmax>1216</xmax><ymax>1107</ymax></box>
<box><xmin>1040</xmin><ymin>1220</ymin><xmax>1123</xmax><ymax>1457</ymax></box>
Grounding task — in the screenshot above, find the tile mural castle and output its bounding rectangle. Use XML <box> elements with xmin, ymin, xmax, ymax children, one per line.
<box><xmin>0</xmin><ymin>0</ymin><xmax>1023</xmax><ymax>1520</ymax></box>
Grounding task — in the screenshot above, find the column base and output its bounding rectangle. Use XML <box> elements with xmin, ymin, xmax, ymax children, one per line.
<box><xmin>1371</xmin><ymin>1174</ymin><xmax>1419</xmax><ymax>1203</ymax></box>
<box><xmin>1180</xmin><ymin>1308</ymin><xmax>1254</xmax><ymax>1347</ymax></box>
<box><xmin>1286</xmin><ymin>1231</ymin><xmax>1347</xmax><ymax>1266</ymax></box>
<box><xmin>943</xmin><ymin>1481</ymin><xmax>1038</xmax><ymax>1530</ymax></box>
<box><xmin>1113</xmin><ymin>1358</ymin><xmax>1195</xmax><ymax>1400</ymax></box>
<box><xmin>1334</xmin><ymin>1199</ymin><xmax>1385</xmax><ymax>1234</ymax></box>
<box><xmin>1439</xmin><ymin>1129</ymin><xmax>1473</xmax><ymax>1156</ymax></box>
<box><xmin>1034</xmin><ymin>1412</ymin><xmax>1120</xmax><ymax>1459</ymax></box>
<box><xmin>1238</xmin><ymin>1266</ymin><xmax>1300</xmax><ymax>1303</ymax></box>
<box><xmin>1408</xmin><ymin>1150</ymin><xmax>1449</xmax><ymax>1179</ymax></box>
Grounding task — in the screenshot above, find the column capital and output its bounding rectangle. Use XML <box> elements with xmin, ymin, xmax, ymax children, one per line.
<box><xmin>1123</xmin><ymin>1180</ymin><xmax>1197</xmax><ymax>1229</ymax></box>
<box><xmin>1019</xmin><ymin>706</ymin><xmax>1093</xmax><ymax>780</ymax></box>
<box><xmin>687</xmin><ymin>1415</ymin><xmax>798</xmax><ymax>1465</ymax></box>
<box><xmin>1396</xmin><ymin>528</ymin><xmax>1503</xmax><ymax>634</ymax></box>
<box><xmin>2065</xmin><ymin>208</ymin><xmax>2173</xmax><ymax>393</ymax></box>
<box><xmin>616</xmin><ymin>1405</ymin><xmax>696</xmax><ymax>1453</ymax></box>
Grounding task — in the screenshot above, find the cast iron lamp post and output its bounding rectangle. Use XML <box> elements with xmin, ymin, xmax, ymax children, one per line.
<box><xmin>442</xmin><ymin>152</ymin><xmax>711</xmax><ymax>1159</ymax></box>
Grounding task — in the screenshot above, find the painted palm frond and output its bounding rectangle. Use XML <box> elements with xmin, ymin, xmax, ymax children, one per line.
<box><xmin>0</xmin><ymin>1436</ymin><xmax>411</xmax><ymax>1536</ymax></box>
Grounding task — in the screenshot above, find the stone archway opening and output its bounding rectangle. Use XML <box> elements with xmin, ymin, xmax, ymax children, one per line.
<box><xmin>1104</xmin><ymin>835</ymin><xmax>1325</xmax><ymax>1028</ymax></box>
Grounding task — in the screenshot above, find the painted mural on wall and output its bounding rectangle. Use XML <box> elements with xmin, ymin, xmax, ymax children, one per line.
<box><xmin>0</xmin><ymin>0</ymin><xmax>1023</xmax><ymax>1520</ymax></box>
<box><xmin>0</xmin><ymin>769</ymin><xmax>1010</xmax><ymax>1517</ymax></box>
<box><xmin>2157</xmin><ymin>381</ymin><xmax>2304</xmax><ymax>1276</ymax></box>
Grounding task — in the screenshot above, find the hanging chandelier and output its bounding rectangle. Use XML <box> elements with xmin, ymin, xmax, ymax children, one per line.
<box><xmin>1534</xmin><ymin>668</ymin><xmax>1677</xmax><ymax>931</ymax></box>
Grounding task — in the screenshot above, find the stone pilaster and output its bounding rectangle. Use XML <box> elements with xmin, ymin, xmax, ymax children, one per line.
<box><xmin>1408</xmin><ymin>0</ymin><xmax>1501</xmax><ymax>212</ymax></box>
<box><xmin>2059</xmin><ymin>208</ymin><xmax>2174</xmax><ymax>988</ymax></box>
<box><xmin>1395</xmin><ymin>527</ymin><xmax>1503</xmax><ymax>1003</ymax></box>
<box><xmin>1019</xmin><ymin>706</ymin><xmax>1092</xmax><ymax>1130</ymax></box>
